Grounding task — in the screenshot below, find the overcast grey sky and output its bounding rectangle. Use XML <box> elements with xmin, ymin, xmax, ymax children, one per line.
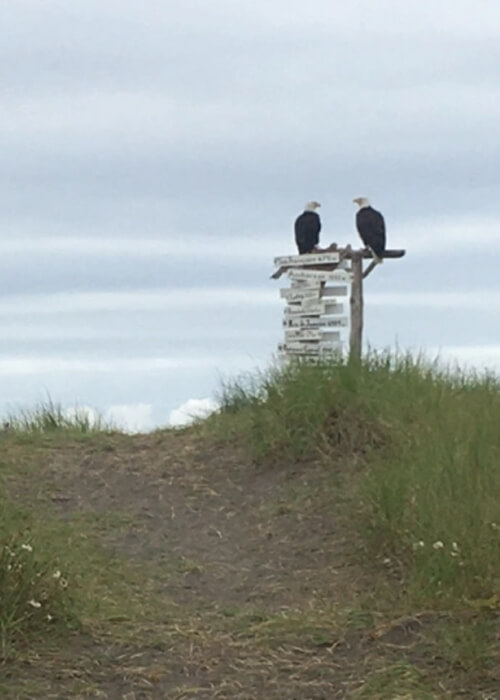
<box><xmin>1</xmin><ymin>0</ymin><xmax>499</xmax><ymax>430</ymax></box>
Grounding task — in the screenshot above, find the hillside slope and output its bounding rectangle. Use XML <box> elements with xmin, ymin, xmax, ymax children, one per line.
<box><xmin>1</xmin><ymin>357</ymin><xmax>499</xmax><ymax>698</ymax></box>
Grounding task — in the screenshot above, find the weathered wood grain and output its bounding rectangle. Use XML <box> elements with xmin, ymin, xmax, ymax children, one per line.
<box><xmin>349</xmin><ymin>252</ymin><xmax>363</xmax><ymax>360</ymax></box>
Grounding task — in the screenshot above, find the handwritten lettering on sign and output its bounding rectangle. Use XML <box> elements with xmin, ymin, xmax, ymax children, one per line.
<box><xmin>284</xmin><ymin>301</ymin><xmax>345</xmax><ymax>316</ymax></box>
<box><xmin>283</xmin><ymin>311</ymin><xmax>345</xmax><ymax>329</ymax></box>
<box><xmin>323</xmin><ymin>317</ymin><xmax>348</xmax><ymax>328</ymax></box>
<box><xmin>284</xmin><ymin>302</ymin><xmax>324</xmax><ymax>315</ymax></box>
<box><xmin>284</xmin><ymin>317</ymin><xmax>319</xmax><ymax>328</ymax></box>
<box><xmin>285</xmin><ymin>329</ymin><xmax>344</xmax><ymax>341</ymax></box>
<box><xmin>280</xmin><ymin>340</ymin><xmax>342</xmax><ymax>354</ymax></box>
<box><xmin>290</xmin><ymin>279</ymin><xmax>323</xmax><ymax>289</ymax></box>
<box><xmin>284</xmin><ymin>322</ymin><xmax>344</xmax><ymax>331</ymax></box>
<box><xmin>280</xmin><ymin>288</ymin><xmax>320</xmax><ymax>301</ymax></box>
<box><xmin>285</xmin><ymin>329</ymin><xmax>322</xmax><ymax>341</ymax></box>
<box><xmin>305</xmin><ymin>299</ymin><xmax>345</xmax><ymax>313</ymax></box>
<box><xmin>287</xmin><ymin>268</ymin><xmax>353</xmax><ymax>282</ymax></box>
<box><xmin>274</xmin><ymin>252</ymin><xmax>340</xmax><ymax>266</ymax></box>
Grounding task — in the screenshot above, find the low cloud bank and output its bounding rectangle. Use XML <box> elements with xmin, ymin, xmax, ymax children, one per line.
<box><xmin>168</xmin><ymin>398</ymin><xmax>219</xmax><ymax>427</ymax></box>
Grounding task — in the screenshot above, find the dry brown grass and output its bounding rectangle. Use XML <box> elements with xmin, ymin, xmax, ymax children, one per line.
<box><xmin>0</xmin><ymin>427</ymin><xmax>497</xmax><ymax>698</ymax></box>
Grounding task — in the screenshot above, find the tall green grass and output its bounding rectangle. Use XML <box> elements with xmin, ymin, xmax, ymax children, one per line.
<box><xmin>3</xmin><ymin>399</ymin><xmax>111</xmax><ymax>435</ymax></box>
<box><xmin>0</xmin><ymin>399</ymin><xmax>115</xmax><ymax>655</ymax></box>
<box><xmin>207</xmin><ymin>353</ymin><xmax>500</xmax><ymax>607</ymax></box>
<box><xmin>0</xmin><ymin>501</ymin><xmax>78</xmax><ymax>657</ymax></box>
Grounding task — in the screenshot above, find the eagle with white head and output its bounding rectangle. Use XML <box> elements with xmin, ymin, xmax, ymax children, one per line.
<box><xmin>294</xmin><ymin>201</ymin><xmax>322</xmax><ymax>254</ymax></box>
<box><xmin>353</xmin><ymin>197</ymin><xmax>386</xmax><ymax>263</ymax></box>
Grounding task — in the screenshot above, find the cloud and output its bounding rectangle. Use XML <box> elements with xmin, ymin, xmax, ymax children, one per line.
<box><xmin>0</xmin><ymin>0</ymin><xmax>499</xmax><ymax>431</ymax></box>
<box><xmin>0</xmin><ymin>288</ymin><xmax>278</xmax><ymax>316</ymax></box>
<box><xmin>0</xmin><ymin>287</ymin><xmax>496</xmax><ymax>319</ymax></box>
<box><xmin>369</xmin><ymin>291</ymin><xmax>500</xmax><ymax>309</ymax></box>
<box><xmin>0</xmin><ymin>235</ymin><xmax>272</xmax><ymax>260</ymax></box>
<box><xmin>104</xmin><ymin>403</ymin><xmax>155</xmax><ymax>432</ymax></box>
<box><xmin>4</xmin><ymin>84</ymin><xmax>499</xmax><ymax>178</ymax></box>
<box><xmin>64</xmin><ymin>402</ymin><xmax>155</xmax><ymax>433</ymax></box>
<box><xmin>0</xmin><ymin>321</ymin><xmax>275</xmax><ymax>342</ymax></box>
<box><xmin>430</xmin><ymin>345</ymin><xmax>500</xmax><ymax>375</ymax></box>
<box><xmin>62</xmin><ymin>405</ymin><xmax>101</xmax><ymax>427</ymax></box>
<box><xmin>168</xmin><ymin>398</ymin><xmax>219</xmax><ymax>427</ymax></box>
<box><xmin>392</xmin><ymin>214</ymin><xmax>500</xmax><ymax>255</ymax></box>
<box><xmin>0</xmin><ymin>356</ymin><xmax>257</xmax><ymax>377</ymax></box>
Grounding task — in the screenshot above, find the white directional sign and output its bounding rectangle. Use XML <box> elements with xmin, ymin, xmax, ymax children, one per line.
<box><xmin>281</xmin><ymin>285</ymin><xmax>349</xmax><ymax>301</ymax></box>
<box><xmin>302</xmin><ymin>297</ymin><xmax>337</xmax><ymax>311</ymax></box>
<box><xmin>322</xmin><ymin>302</ymin><xmax>344</xmax><ymax>315</ymax></box>
<box><xmin>305</xmin><ymin>298</ymin><xmax>345</xmax><ymax>313</ymax></box>
<box><xmin>274</xmin><ymin>252</ymin><xmax>340</xmax><ymax>266</ymax></box>
<box><xmin>285</xmin><ymin>329</ymin><xmax>323</xmax><ymax>341</ymax></box>
<box><xmin>322</xmin><ymin>317</ymin><xmax>348</xmax><ymax>328</ymax></box>
<box><xmin>284</xmin><ymin>302</ymin><xmax>324</xmax><ymax>316</ymax></box>
<box><xmin>279</xmin><ymin>340</ymin><xmax>342</xmax><ymax>354</ymax></box>
<box><xmin>280</xmin><ymin>288</ymin><xmax>320</xmax><ymax>301</ymax></box>
<box><xmin>283</xmin><ymin>320</ymin><xmax>345</xmax><ymax>331</ymax></box>
<box><xmin>284</xmin><ymin>316</ymin><xmax>319</xmax><ymax>328</ymax></box>
<box><xmin>287</xmin><ymin>268</ymin><xmax>353</xmax><ymax>282</ymax></box>
<box><xmin>290</xmin><ymin>279</ymin><xmax>322</xmax><ymax>288</ymax></box>
<box><xmin>285</xmin><ymin>328</ymin><xmax>344</xmax><ymax>341</ymax></box>
<box><xmin>322</xmin><ymin>318</ymin><xmax>346</xmax><ymax>328</ymax></box>
<box><xmin>284</xmin><ymin>301</ymin><xmax>345</xmax><ymax>316</ymax></box>
<box><xmin>283</xmin><ymin>308</ymin><xmax>345</xmax><ymax>328</ymax></box>
<box><xmin>322</xmin><ymin>286</ymin><xmax>349</xmax><ymax>297</ymax></box>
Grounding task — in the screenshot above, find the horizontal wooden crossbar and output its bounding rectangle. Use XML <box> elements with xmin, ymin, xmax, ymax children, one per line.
<box><xmin>271</xmin><ymin>248</ymin><xmax>406</xmax><ymax>279</ymax></box>
<box><xmin>363</xmin><ymin>249</ymin><xmax>406</xmax><ymax>259</ymax></box>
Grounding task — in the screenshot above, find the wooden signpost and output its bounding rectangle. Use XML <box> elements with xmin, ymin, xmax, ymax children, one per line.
<box><xmin>272</xmin><ymin>247</ymin><xmax>406</xmax><ymax>362</ymax></box>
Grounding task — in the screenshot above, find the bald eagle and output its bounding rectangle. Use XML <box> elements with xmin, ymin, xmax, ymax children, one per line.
<box><xmin>353</xmin><ymin>197</ymin><xmax>386</xmax><ymax>262</ymax></box>
<box><xmin>294</xmin><ymin>201</ymin><xmax>321</xmax><ymax>254</ymax></box>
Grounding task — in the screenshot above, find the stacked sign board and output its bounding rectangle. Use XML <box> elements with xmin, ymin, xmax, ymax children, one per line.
<box><xmin>274</xmin><ymin>252</ymin><xmax>352</xmax><ymax>361</ymax></box>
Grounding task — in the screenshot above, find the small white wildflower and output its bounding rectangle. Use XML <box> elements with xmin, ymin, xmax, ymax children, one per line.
<box><xmin>52</xmin><ymin>570</ymin><xmax>61</xmax><ymax>579</ymax></box>
<box><xmin>432</xmin><ymin>541</ymin><xmax>444</xmax><ymax>550</ymax></box>
<box><xmin>28</xmin><ymin>599</ymin><xmax>41</xmax><ymax>609</ymax></box>
<box><xmin>46</xmin><ymin>614</ymin><xmax>53</xmax><ymax>622</ymax></box>
<box><xmin>21</xmin><ymin>544</ymin><xmax>33</xmax><ymax>552</ymax></box>
<box><xmin>413</xmin><ymin>540</ymin><xmax>425</xmax><ymax>550</ymax></box>
<box><xmin>491</xmin><ymin>522</ymin><xmax>499</xmax><ymax>531</ymax></box>
<box><xmin>452</xmin><ymin>542</ymin><xmax>459</xmax><ymax>551</ymax></box>
<box><xmin>7</xmin><ymin>564</ymin><xmax>12</xmax><ymax>571</ymax></box>
<box><xmin>383</xmin><ymin>557</ymin><xmax>391</xmax><ymax>565</ymax></box>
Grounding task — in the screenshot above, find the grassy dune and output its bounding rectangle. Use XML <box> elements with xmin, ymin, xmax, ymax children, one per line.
<box><xmin>0</xmin><ymin>356</ymin><xmax>498</xmax><ymax>697</ymax></box>
<box><xmin>208</xmin><ymin>353</ymin><xmax>500</xmax><ymax>609</ymax></box>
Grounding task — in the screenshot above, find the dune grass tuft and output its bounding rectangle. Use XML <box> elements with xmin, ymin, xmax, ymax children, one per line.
<box><xmin>205</xmin><ymin>352</ymin><xmax>500</xmax><ymax>607</ymax></box>
<box><xmin>3</xmin><ymin>398</ymin><xmax>113</xmax><ymax>435</ymax></box>
<box><xmin>0</xmin><ymin>501</ymin><xmax>78</xmax><ymax>657</ymax></box>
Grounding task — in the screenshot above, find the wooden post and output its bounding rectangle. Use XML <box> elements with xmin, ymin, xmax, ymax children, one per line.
<box><xmin>349</xmin><ymin>252</ymin><xmax>363</xmax><ymax>361</ymax></box>
<box><xmin>362</xmin><ymin>259</ymin><xmax>378</xmax><ymax>279</ymax></box>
